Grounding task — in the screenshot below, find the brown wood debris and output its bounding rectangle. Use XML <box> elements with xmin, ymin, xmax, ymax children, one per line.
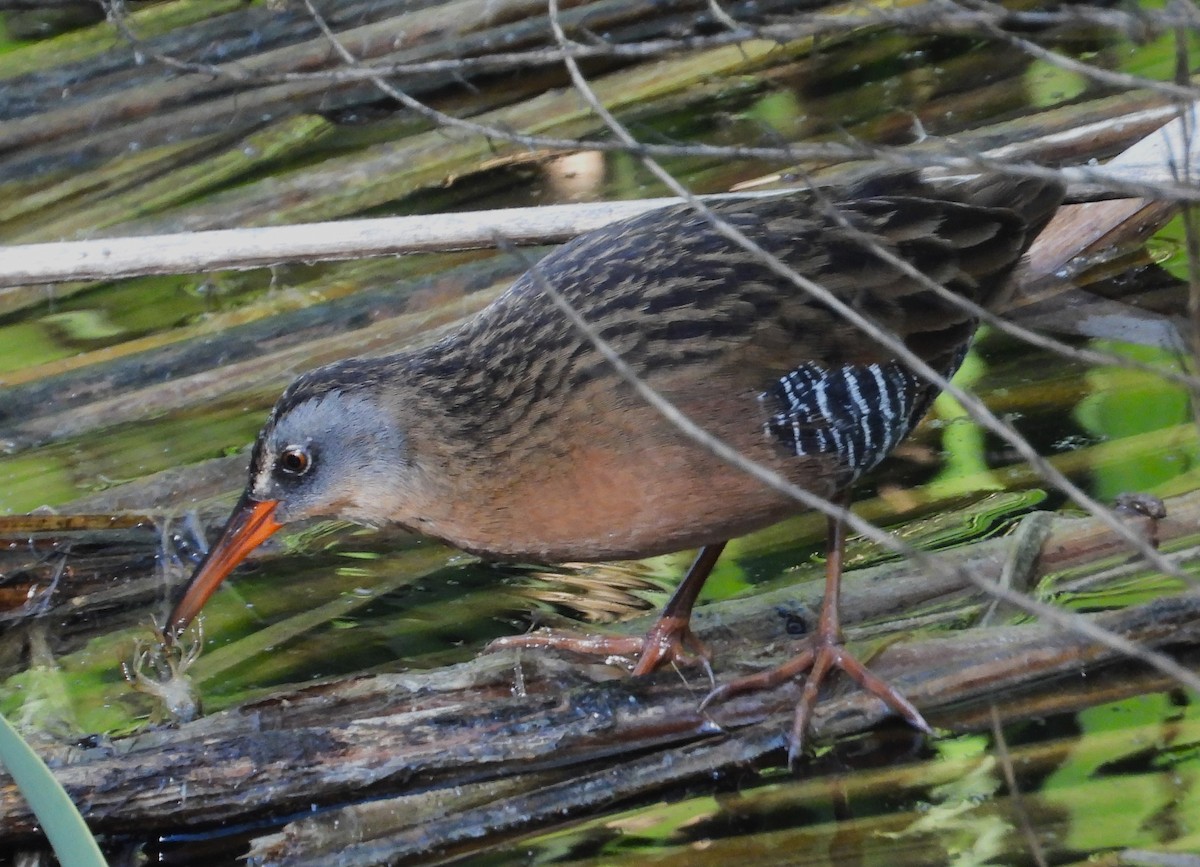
<box><xmin>0</xmin><ymin>492</ymin><xmax>1195</xmax><ymax>864</ymax></box>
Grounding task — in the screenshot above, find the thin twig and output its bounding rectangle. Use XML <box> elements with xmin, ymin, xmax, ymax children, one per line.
<box><xmin>539</xmin><ymin>0</ymin><xmax>1200</xmax><ymax>693</ymax></box>
<box><xmin>95</xmin><ymin>0</ymin><xmax>1200</xmax><ymax>204</ymax></box>
<box><xmin>537</xmin><ymin>0</ymin><xmax>1194</xmax><ymax>584</ymax></box>
<box><xmin>989</xmin><ymin>705</ymin><xmax>1050</xmax><ymax>867</ymax></box>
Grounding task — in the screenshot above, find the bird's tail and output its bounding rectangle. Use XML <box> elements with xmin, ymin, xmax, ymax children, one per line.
<box><xmin>929</xmin><ymin>169</ymin><xmax>1066</xmax><ymax>243</ymax></box>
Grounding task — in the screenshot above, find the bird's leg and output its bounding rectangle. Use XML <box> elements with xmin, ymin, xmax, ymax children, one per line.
<box><xmin>631</xmin><ymin>542</ymin><xmax>723</xmax><ymax>676</ymax></box>
<box><xmin>703</xmin><ymin>503</ymin><xmax>931</xmax><ymax>762</ymax></box>
<box><xmin>488</xmin><ymin>543</ymin><xmax>725</xmax><ymax>677</ymax></box>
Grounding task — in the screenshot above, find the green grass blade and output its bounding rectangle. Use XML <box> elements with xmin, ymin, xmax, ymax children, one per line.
<box><xmin>0</xmin><ymin>712</ymin><xmax>107</xmax><ymax>867</ymax></box>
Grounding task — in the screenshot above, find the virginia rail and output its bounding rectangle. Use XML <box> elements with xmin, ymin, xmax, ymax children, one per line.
<box><xmin>167</xmin><ymin>170</ymin><xmax>1063</xmax><ymax>753</ymax></box>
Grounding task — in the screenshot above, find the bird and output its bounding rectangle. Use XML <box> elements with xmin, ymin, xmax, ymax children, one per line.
<box><xmin>166</xmin><ymin>169</ymin><xmax>1063</xmax><ymax>755</ymax></box>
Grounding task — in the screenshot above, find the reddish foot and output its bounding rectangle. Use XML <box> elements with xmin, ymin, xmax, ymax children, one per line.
<box><xmin>488</xmin><ymin>612</ymin><xmax>712</xmax><ymax>679</ymax></box>
<box><xmin>702</xmin><ymin>634</ymin><xmax>930</xmax><ymax>764</ymax></box>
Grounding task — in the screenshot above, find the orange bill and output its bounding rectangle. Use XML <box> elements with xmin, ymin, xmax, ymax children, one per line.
<box><xmin>167</xmin><ymin>495</ymin><xmax>282</xmax><ymax>638</ymax></box>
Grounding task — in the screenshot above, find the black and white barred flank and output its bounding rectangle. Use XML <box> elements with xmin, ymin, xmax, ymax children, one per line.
<box><xmin>761</xmin><ymin>352</ymin><xmax>964</xmax><ymax>478</ymax></box>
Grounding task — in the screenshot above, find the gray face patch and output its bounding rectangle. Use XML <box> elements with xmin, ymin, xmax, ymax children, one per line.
<box><xmin>251</xmin><ymin>390</ymin><xmax>409</xmax><ymax>526</ymax></box>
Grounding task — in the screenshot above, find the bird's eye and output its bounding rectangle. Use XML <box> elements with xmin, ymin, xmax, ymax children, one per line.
<box><xmin>277</xmin><ymin>444</ymin><xmax>313</xmax><ymax>477</ymax></box>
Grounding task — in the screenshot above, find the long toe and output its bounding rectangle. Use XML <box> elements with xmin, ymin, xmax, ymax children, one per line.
<box><xmin>830</xmin><ymin>645</ymin><xmax>932</xmax><ymax>734</ymax></box>
<box><xmin>630</xmin><ymin>614</ymin><xmax>711</xmax><ymax>677</ymax></box>
<box><xmin>488</xmin><ymin>617</ymin><xmax>711</xmax><ymax>677</ymax></box>
<box><xmin>700</xmin><ymin>638</ymin><xmax>930</xmax><ymax>763</ymax></box>
<box><xmin>700</xmin><ymin>647</ymin><xmax>816</xmax><ymax>711</ymax></box>
<box><xmin>788</xmin><ymin>639</ymin><xmax>931</xmax><ymax>762</ymax></box>
<box><xmin>487</xmin><ymin>628</ymin><xmax>646</xmax><ymax>662</ymax></box>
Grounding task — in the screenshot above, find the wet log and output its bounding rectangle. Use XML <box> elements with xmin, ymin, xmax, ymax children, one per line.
<box><xmin>0</xmin><ymin>492</ymin><xmax>1194</xmax><ymax>862</ymax></box>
